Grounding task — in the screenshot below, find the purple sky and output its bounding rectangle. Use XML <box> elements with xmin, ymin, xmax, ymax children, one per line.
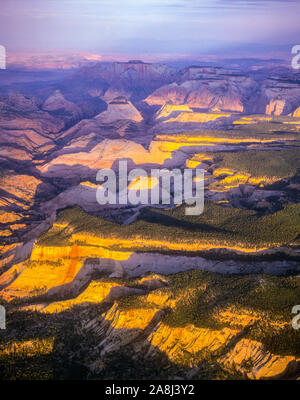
<box><xmin>0</xmin><ymin>0</ymin><xmax>300</xmax><ymax>59</ymax></box>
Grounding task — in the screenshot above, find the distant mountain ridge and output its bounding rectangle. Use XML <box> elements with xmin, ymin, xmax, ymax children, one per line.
<box><xmin>57</xmin><ymin>61</ymin><xmax>300</xmax><ymax>115</ymax></box>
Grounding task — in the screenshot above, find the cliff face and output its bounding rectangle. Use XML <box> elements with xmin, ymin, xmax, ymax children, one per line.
<box><xmin>293</xmin><ymin>106</ymin><xmax>300</xmax><ymax>117</ymax></box>
<box><xmin>56</xmin><ymin>62</ymin><xmax>300</xmax><ymax>116</ymax></box>
<box><xmin>266</xmin><ymin>99</ymin><xmax>286</xmax><ymax>116</ymax></box>
<box><xmin>86</xmin><ymin>267</ymin><xmax>300</xmax><ymax>379</ymax></box>
<box><xmin>95</xmin><ymin>302</ymin><xmax>299</xmax><ymax>379</ymax></box>
<box><xmin>1</xmin><ymin>199</ymin><xmax>300</xmax><ymax>380</ymax></box>
<box><xmin>145</xmin><ymin>80</ymin><xmax>246</xmax><ymax>112</ymax></box>
<box><xmin>162</xmin><ymin>112</ymin><xmax>231</xmax><ymax>124</ymax></box>
<box><xmin>65</xmin><ymin>60</ymin><xmax>176</xmax><ymax>102</ymax></box>
<box><xmin>95</xmin><ymin>98</ymin><xmax>143</xmax><ymax>123</ymax></box>
<box><xmin>42</xmin><ymin>90</ymin><xmax>82</xmax><ymax>126</ymax></box>
<box><xmin>263</xmin><ymin>78</ymin><xmax>300</xmax><ymax>116</ymax></box>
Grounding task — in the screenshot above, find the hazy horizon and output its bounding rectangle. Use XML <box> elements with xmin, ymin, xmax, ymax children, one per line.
<box><xmin>1</xmin><ymin>0</ymin><xmax>300</xmax><ymax>62</ymax></box>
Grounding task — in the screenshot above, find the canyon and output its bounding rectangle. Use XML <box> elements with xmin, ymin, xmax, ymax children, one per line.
<box><xmin>0</xmin><ymin>60</ymin><xmax>300</xmax><ymax>380</ymax></box>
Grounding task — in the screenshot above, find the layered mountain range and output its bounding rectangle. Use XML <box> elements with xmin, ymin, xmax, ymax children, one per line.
<box><xmin>2</xmin><ymin>60</ymin><xmax>300</xmax><ymax>114</ymax></box>
<box><xmin>58</xmin><ymin>61</ymin><xmax>300</xmax><ymax>115</ymax></box>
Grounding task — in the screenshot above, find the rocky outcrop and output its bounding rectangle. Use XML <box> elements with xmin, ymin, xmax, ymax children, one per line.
<box><xmin>220</xmin><ymin>338</ymin><xmax>300</xmax><ymax>379</ymax></box>
<box><xmin>0</xmin><ymin>94</ymin><xmax>64</xmax><ymax>166</ymax></box>
<box><xmin>266</xmin><ymin>99</ymin><xmax>286</xmax><ymax>116</ymax></box>
<box><xmin>38</xmin><ymin>129</ymin><xmax>290</xmax><ymax>179</ymax></box>
<box><xmin>65</xmin><ymin>60</ymin><xmax>176</xmax><ymax>102</ymax></box>
<box><xmin>293</xmin><ymin>106</ymin><xmax>300</xmax><ymax>117</ymax></box>
<box><xmin>96</xmin><ymin>97</ymin><xmax>143</xmax><ymax>123</ymax></box>
<box><xmin>79</xmin><ymin>285</ymin><xmax>300</xmax><ymax>379</ymax></box>
<box><xmin>42</xmin><ymin>90</ymin><xmax>82</xmax><ymax>125</ymax></box>
<box><xmin>5</xmin><ymin>93</ymin><xmax>41</xmax><ymax>112</ymax></box>
<box><xmin>263</xmin><ymin>77</ymin><xmax>300</xmax><ymax>116</ymax></box>
<box><xmin>161</xmin><ymin>111</ymin><xmax>231</xmax><ymax>124</ymax></box>
<box><xmin>145</xmin><ymin>75</ymin><xmax>256</xmax><ymax>112</ymax></box>
<box><xmin>2</xmin><ymin>233</ymin><xmax>299</xmax><ymax>303</ymax></box>
<box><xmin>155</xmin><ymin>103</ymin><xmax>193</xmax><ymax>120</ymax></box>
